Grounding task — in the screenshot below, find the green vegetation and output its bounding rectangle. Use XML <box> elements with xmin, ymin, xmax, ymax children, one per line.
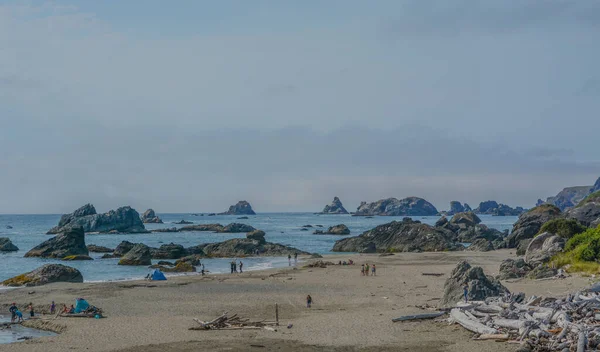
<box><xmin>550</xmin><ymin>226</ymin><xmax>600</xmax><ymax>273</ymax></box>
<box><xmin>537</xmin><ymin>218</ymin><xmax>587</xmax><ymax>239</ymax></box>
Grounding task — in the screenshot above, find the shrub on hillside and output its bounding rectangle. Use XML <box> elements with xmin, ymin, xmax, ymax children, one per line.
<box><xmin>538</xmin><ymin>218</ymin><xmax>587</xmax><ymax>239</ymax></box>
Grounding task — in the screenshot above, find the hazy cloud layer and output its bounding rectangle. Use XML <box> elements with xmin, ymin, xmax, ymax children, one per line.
<box><xmin>1</xmin><ymin>1</ymin><xmax>599</xmax><ymax>213</ymax></box>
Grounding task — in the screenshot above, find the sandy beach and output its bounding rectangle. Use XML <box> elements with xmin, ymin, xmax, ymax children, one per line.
<box><xmin>0</xmin><ymin>250</ymin><xmax>591</xmax><ymax>352</ymax></box>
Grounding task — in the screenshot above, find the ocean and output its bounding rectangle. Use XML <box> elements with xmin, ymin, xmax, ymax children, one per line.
<box><xmin>0</xmin><ymin>213</ymin><xmax>518</xmax><ymax>283</ymax></box>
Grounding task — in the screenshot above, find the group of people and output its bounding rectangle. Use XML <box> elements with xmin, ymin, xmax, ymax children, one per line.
<box><xmin>230</xmin><ymin>260</ymin><xmax>243</xmax><ymax>273</ymax></box>
<box><xmin>9</xmin><ymin>302</ymin><xmax>42</xmax><ymax>323</ymax></box>
<box><xmin>360</xmin><ymin>263</ymin><xmax>376</xmax><ymax>276</ymax></box>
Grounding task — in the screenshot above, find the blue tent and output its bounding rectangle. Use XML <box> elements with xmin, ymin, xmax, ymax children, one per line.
<box><xmin>151</xmin><ymin>269</ymin><xmax>167</xmax><ymax>281</ymax></box>
<box><xmin>74</xmin><ymin>298</ymin><xmax>89</xmax><ymax>313</ymax></box>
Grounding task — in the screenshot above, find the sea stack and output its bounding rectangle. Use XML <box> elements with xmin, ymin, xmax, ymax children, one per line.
<box><xmin>219</xmin><ymin>201</ymin><xmax>256</xmax><ymax>215</ymax></box>
<box><xmin>319</xmin><ymin>197</ymin><xmax>349</xmax><ymax>214</ymax></box>
<box><xmin>47</xmin><ymin>204</ymin><xmax>148</xmax><ymax>234</ymax></box>
<box><xmin>353</xmin><ymin>197</ymin><xmax>438</xmax><ymax>216</ymax></box>
<box><xmin>141</xmin><ymin>209</ymin><xmax>163</xmax><ymax>223</ymax></box>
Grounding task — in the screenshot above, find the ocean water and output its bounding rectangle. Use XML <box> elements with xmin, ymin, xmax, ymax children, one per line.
<box><xmin>0</xmin><ymin>213</ymin><xmax>518</xmax><ymax>283</ymax></box>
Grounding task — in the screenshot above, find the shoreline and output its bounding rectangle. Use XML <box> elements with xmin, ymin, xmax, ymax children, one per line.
<box><xmin>0</xmin><ymin>250</ymin><xmax>593</xmax><ymax>351</ymax></box>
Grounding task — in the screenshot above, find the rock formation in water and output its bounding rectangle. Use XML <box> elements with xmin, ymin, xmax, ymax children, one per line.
<box><xmin>313</xmin><ymin>224</ymin><xmax>350</xmax><ymax>235</ymax></box>
<box><xmin>87</xmin><ymin>244</ymin><xmax>114</xmax><ymax>253</ymax></box>
<box><xmin>445</xmin><ymin>201</ymin><xmax>471</xmax><ymax>215</ymax></box>
<box><xmin>439</xmin><ymin>261</ymin><xmax>509</xmax><ymax>308</ymax></box>
<box><xmin>47</xmin><ymin>204</ymin><xmax>148</xmax><ymax>234</ymax></box>
<box><xmin>353</xmin><ymin>197</ymin><xmax>438</xmax><ymax>216</ymax></box>
<box><xmin>174</xmin><ymin>220</ymin><xmax>193</xmax><ymax>224</ymax></box>
<box><xmin>246</xmin><ymin>230</ymin><xmax>266</xmax><ymax>244</ymax></box>
<box><xmin>332</xmin><ymin>218</ymin><xmax>459</xmax><ymax>253</ymax></box>
<box><xmin>473</xmin><ymin>201</ymin><xmax>525</xmax><ymax>216</ymax></box>
<box><xmin>565</xmin><ymin>191</ymin><xmax>600</xmax><ymax>227</ymax></box>
<box><xmin>436</xmin><ymin>212</ymin><xmax>505</xmax><ymax>246</ymax></box>
<box><xmin>219</xmin><ymin>201</ymin><xmax>256</xmax><ymax>215</ymax></box>
<box><xmin>319</xmin><ymin>197</ymin><xmax>349</xmax><ymax>214</ymax></box>
<box><xmin>118</xmin><ymin>244</ymin><xmax>152</xmax><ymax>265</ymax></box>
<box><xmin>505</xmin><ymin>204</ymin><xmax>562</xmax><ymax>250</ymax></box>
<box><xmin>2</xmin><ymin>264</ymin><xmax>84</xmax><ymax>287</ymax></box>
<box><xmin>177</xmin><ymin>223</ymin><xmax>256</xmax><ymax>233</ymax></box>
<box><xmin>150</xmin><ymin>243</ymin><xmax>188</xmax><ymax>259</ymax></box>
<box><xmin>141</xmin><ymin>209</ymin><xmax>163</xmax><ymax>223</ymax></box>
<box><xmin>25</xmin><ymin>226</ymin><xmax>90</xmax><ymax>259</ymax></box>
<box><xmin>201</xmin><ymin>238</ymin><xmax>308</xmax><ymax>258</ymax></box>
<box><xmin>0</xmin><ymin>237</ymin><xmax>19</xmax><ymax>252</ymax></box>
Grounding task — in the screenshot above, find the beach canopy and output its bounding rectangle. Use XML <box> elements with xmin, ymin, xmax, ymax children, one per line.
<box><xmin>151</xmin><ymin>269</ymin><xmax>167</xmax><ymax>281</ymax></box>
<box><xmin>74</xmin><ymin>298</ymin><xmax>89</xmax><ymax>313</ymax></box>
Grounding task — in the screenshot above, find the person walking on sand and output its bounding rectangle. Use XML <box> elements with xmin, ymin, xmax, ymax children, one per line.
<box><xmin>371</xmin><ymin>264</ymin><xmax>376</xmax><ymax>276</ymax></box>
<box><xmin>239</xmin><ymin>261</ymin><xmax>243</xmax><ymax>273</ymax></box>
<box><xmin>306</xmin><ymin>295</ymin><xmax>313</xmax><ymax>308</ymax></box>
<box><xmin>28</xmin><ymin>303</ymin><xmax>34</xmax><ymax>318</ymax></box>
<box><xmin>463</xmin><ymin>282</ymin><xmax>469</xmax><ymax>303</ymax></box>
<box><xmin>294</xmin><ymin>252</ymin><xmax>298</xmax><ymax>265</ymax></box>
<box><xmin>365</xmin><ymin>263</ymin><xmax>370</xmax><ymax>276</ymax></box>
<box><xmin>50</xmin><ymin>301</ymin><xmax>56</xmax><ymax>314</ymax></box>
<box><xmin>288</xmin><ymin>254</ymin><xmax>292</xmax><ymax>266</ymax></box>
<box><xmin>9</xmin><ymin>302</ymin><xmax>18</xmax><ymax>323</ymax></box>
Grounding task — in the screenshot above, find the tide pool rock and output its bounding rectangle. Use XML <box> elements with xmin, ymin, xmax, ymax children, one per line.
<box><xmin>354</xmin><ymin>197</ymin><xmax>438</xmax><ymax>216</ymax></box>
<box><xmin>3</xmin><ymin>264</ymin><xmax>83</xmax><ymax>287</ymax></box>
<box><xmin>319</xmin><ymin>197</ymin><xmax>349</xmax><ymax>214</ymax></box>
<box><xmin>118</xmin><ymin>244</ymin><xmax>152</xmax><ymax>266</ymax></box>
<box><xmin>219</xmin><ymin>201</ymin><xmax>256</xmax><ymax>215</ymax></box>
<box><xmin>0</xmin><ymin>237</ymin><xmax>19</xmax><ymax>252</ymax></box>
<box><xmin>25</xmin><ymin>226</ymin><xmax>89</xmax><ymax>259</ymax></box>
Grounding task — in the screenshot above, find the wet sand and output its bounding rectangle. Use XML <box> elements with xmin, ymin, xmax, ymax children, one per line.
<box><xmin>0</xmin><ymin>250</ymin><xmax>591</xmax><ymax>352</ymax></box>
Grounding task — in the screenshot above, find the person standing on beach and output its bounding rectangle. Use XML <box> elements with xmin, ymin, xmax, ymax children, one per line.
<box><xmin>28</xmin><ymin>303</ymin><xmax>34</xmax><ymax>318</ymax></box>
<box><xmin>230</xmin><ymin>261</ymin><xmax>234</xmax><ymax>274</ymax></box>
<box><xmin>233</xmin><ymin>260</ymin><xmax>237</xmax><ymax>273</ymax></box>
<box><xmin>463</xmin><ymin>283</ymin><xmax>469</xmax><ymax>303</ymax></box>
<box><xmin>306</xmin><ymin>295</ymin><xmax>312</xmax><ymax>308</ymax></box>
<box><xmin>239</xmin><ymin>261</ymin><xmax>243</xmax><ymax>273</ymax></box>
<box><xmin>288</xmin><ymin>254</ymin><xmax>292</xmax><ymax>266</ymax></box>
<box><xmin>294</xmin><ymin>252</ymin><xmax>298</xmax><ymax>265</ymax></box>
<box><xmin>361</xmin><ymin>264</ymin><xmax>365</xmax><ymax>276</ymax></box>
<box><xmin>9</xmin><ymin>303</ymin><xmax>18</xmax><ymax>323</ymax></box>
<box><xmin>371</xmin><ymin>264</ymin><xmax>376</xmax><ymax>276</ymax></box>
<box><xmin>365</xmin><ymin>263</ymin><xmax>370</xmax><ymax>276</ymax></box>
<box><xmin>50</xmin><ymin>301</ymin><xmax>56</xmax><ymax>314</ymax></box>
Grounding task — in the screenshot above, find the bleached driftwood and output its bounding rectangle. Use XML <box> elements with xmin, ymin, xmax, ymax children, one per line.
<box><xmin>392</xmin><ymin>312</ymin><xmax>446</xmax><ymax>322</ymax></box>
<box><xmin>475</xmin><ymin>334</ymin><xmax>509</xmax><ymax>340</ymax></box>
<box><xmin>449</xmin><ymin>309</ymin><xmax>497</xmax><ymax>335</ymax></box>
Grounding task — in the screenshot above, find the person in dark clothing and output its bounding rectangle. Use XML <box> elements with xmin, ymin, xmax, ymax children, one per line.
<box><xmin>9</xmin><ymin>303</ymin><xmax>18</xmax><ymax>323</ymax></box>
<box><xmin>306</xmin><ymin>295</ymin><xmax>313</xmax><ymax>308</ymax></box>
<box><xmin>230</xmin><ymin>261</ymin><xmax>234</xmax><ymax>274</ymax></box>
<box><xmin>239</xmin><ymin>261</ymin><xmax>243</xmax><ymax>273</ymax></box>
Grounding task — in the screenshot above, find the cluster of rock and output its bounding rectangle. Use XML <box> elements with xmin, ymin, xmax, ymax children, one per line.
<box><xmin>25</xmin><ymin>226</ymin><xmax>91</xmax><ymax>260</ymax></box>
<box><xmin>3</xmin><ymin>264</ymin><xmax>83</xmax><ymax>287</ymax></box>
<box><xmin>353</xmin><ymin>197</ymin><xmax>438</xmax><ymax>217</ymax></box>
<box><xmin>440</xmin><ymin>201</ymin><xmax>472</xmax><ymax>216</ymax></box>
<box><xmin>505</xmin><ymin>204</ymin><xmax>562</xmax><ymax>253</ymax></box>
<box><xmin>436</xmin><ymin>212</ymin><xmax>505</xmax><ymax>250</ymax></box>
<box><xmin>47</xmin><ymin>204</ymin><xmax>148</xmax><ymax>234</ymax></box>
<box><xmin>141</xmin><ymin>209</ymin><xmax>163</xmax><ymax>223</ymax></box>
<box><xmin>473</xmin><ymin>201</ymin><xmax>525</xmax><ymax>216</ymax></box>
<box><xmin>498</xmin><ymin>232</ymin><xmax>565</xmax><ymax>280</ymax></box>
<box><xmin>218</xmin><ymin>201</ymin><xmax>256</xmax><ymax>215</ymax></box>
<box><xmin>543</xmin><ymin>176</ymin><xmax>600</xmax><ymax>210</ymax></box>
<box><xmin>313</xmin><ymin>224</ymin><xmax>350</xmax><ymax>235</ymax></box>
<box><xmin>439</xmin><ymin>260</ymin><xmax>508</xmax><ymax>308</ymax></box>
<box><xmin>564</xmin><ymin>191</ymin><xmax>600</xmax><ymax>227</ymax></box>
<box><xmin>0</xmin><ymin>237</ymin><xmax>18</xmax><ymax>252</ymax></box>
<box><xmin>318</xmin><ymin>197</ymin><xmax>349</xmax><ymax>214</ymax></box>
<box><xmin>175</xmin><ymin>223</ymin><xmax>256</xmax><ymax>233</ymax></box>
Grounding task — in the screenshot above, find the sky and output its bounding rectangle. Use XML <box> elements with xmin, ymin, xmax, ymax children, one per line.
<box><xmin>1</xmin><ymin>0</ymin><xmax>599</xmax><ymax>214</ymax></box>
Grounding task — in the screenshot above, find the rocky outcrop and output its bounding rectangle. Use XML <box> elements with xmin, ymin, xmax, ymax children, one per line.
<box><xmin>174</xmin><ymin>220</ymin><xmax>193</xmax><ymax>224</ymax></box>
<box><xmin>505</xmin><ymin>204</ymin><xmax>562</xmax><ymax>248</ymax></box>
<box><xmin>565</xmin><ymin>191</ymin><xmax>600</xmax><ymax>227</ymax></box>
<box><xmin>319</xmin><ymin>197</ymin><xmax>349</xmax><ymax>214</ymax></box>
<box><xmin>25</xmin><ymin>226</ymin><xmax>89</xmax><ymax>259</ymax></box>
<box><xmin>246</xmin><ymin>230</ymin><xmax>266</xmax><ymax>244</ymax></box>
<box><xmin>118</xmin><ymin>244</ymin><xmax>152</xmax><ymax>265</ymax></box>
<box><xmin>2</xmin><ymin>264</ymin><xmax>83</xmax><ymax>287</ymax></box>
<box><xmin>219</xmin><ymin>201</ymin><xmax>256</xmax><ymax>215</ymax></box>
<box><xmin>87</xmin><ymin>245</ymin><xmax>114</xmax><ymax>253</ymax></box>
<box><xmin>439</xmin><ymin>261</ymin><xmax>509</xmax><ymax>308</ymax></box>
<box><xmin>178</xmin><ymin>224</ymin><xmax>224</xmax><ymax>232</ymax></box>
<box><xmin>151</xmin><ymin>227</ymin><xmax>178</xmax><ymax>233</ymax></box>
<box><xmin>467</xmin><ymin>238</ymin><xmax>494</xmax><ymax>252</ymax></box>
<box><xmin>114</xmin><ymin>241</ymin><xmax>136</xmax><ymax>256</ymax></box>
<box><xmin>547</xmin><ymin>186</ymin><xmax>595</xmax><ymax>211</ymax></box>
<box><xmin>353</xmin><ymin>197</ymin><xmax>438</xmax><ymax>216</ymax></box>
<box><xmin>314</xmin><ymin>224</ymin><xmax>350</xmax><ymax>235</ymax></box>
<box><xmin>175</xmin><ymin>255</ymin><xmax>202</xmax><ymax>266</ymax></box>
<box><xmin>47</xmin><ymin>205</ymin><xmax>148</xmax><ymax>234</ymax></box>
<box><xmin>525</xmin><ymin>232</ymin><xmax>565</xmax><ymax>265</ymax></box>
<box><xmin>150</xmin><ymin>243</ymin><xmax>188</xmax><ymax>259</ymax></box>
<box><xmin>498</xmin><ymin>259</ymin><xmax>531</xmax><ymax>280</ymax></box>
<box><xmin>202</xmin><ymin>238</ymin><xmax>308</xmax><ymax>258</ymax></box>
<box><xmin>446</xmin><ymin>201</ymin><xmax>471</xmax><ymax>215</ymax></box>
<box><xmin>473</xmin><ymin>201</ymin><xmax>525</xmax><ymax>216</ymax></box>
<box><xmin>332</xmin><ymin>218</ymin><xmax>459</xmax><ymax>253</ymax></box>
<box><xmin>141</xmin><ymin>209</ymin><xmax>163</xmax><ymax>223</ymax></box>
<box><xmin>152</xmin><ymin>262</ymin><xmax>195</xmax><ymax>273</ymax></box>
<box><xmin>0</xmin><ymin>237</ymin><xmax>18</xmax><ymax>252</ymax></box>
<box><xmin>220</xmin><ymin>223</ymin><xmax>256</xmax><ymax>233</ymax></box>
<box><xmin>438</xmin><ymin>212</ymin><xmax>505</xmax><ymax>243</ymax></box>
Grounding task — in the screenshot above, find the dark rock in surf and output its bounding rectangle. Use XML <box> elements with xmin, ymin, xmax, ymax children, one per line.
<box><xmin>0</xmin><ymin>237</ymin><xmax>19</xmax><ymax>252</ymax></box>
<box><xmin>2</xmin><ymin>264</ymin><xmax>83</xmax><ymax>287</ymax></box>
<box><xmin>25</xmin><ymin>226</ymin><xmax>89</xmax><ymax>259</ymax></box>
<box><xmin>314</xmin><ymin>224</ymin><xmax>350</xmax><ymax>235</ymax></box>
<box><xmin>141</xmin><ymin>209</ymin><xmax>163</xmax><ymax>223</ymax></box>
<box><xmin>47</xmin><ymin>204</ymin><xmax>147</xmax><ymax>234</ymax></box>
<box><xmin>219</xmin><ymin>201</ymin><xmax>256</xmax><ymax>215</ymax></box>
<box><xmin>319</xmin><ymin>197</ymin><xmax>349</xmax><ymax>214</ymax></box>
<box><xmin>87</xmin><ymin>245</ymin><xmax>114</xmax><ymax>253</ymax></box>
<box><xmin>118</xmin><ymin>244</ymin><xmax>152</xmax><ymax>266</ymax></box>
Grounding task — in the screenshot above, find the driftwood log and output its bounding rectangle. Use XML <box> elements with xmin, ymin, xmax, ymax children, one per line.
<box><xmin>392</xmin><ymin>312</ymin><xmax>446</xmax><ymax>322</ymax></box>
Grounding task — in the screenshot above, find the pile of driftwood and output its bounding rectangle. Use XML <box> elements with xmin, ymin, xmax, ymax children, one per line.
<box><xmin>190</xmin><ymin>312</ymin><xmax>278</xmax><ymax>331</ymax></box>
<box><xmin>441</xmin><ymin>291</ymin><xmax>600</xmax><ymax>351</ymax></box>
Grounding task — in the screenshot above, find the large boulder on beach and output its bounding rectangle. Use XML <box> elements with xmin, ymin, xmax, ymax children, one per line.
<box><xmin>354</xmin><ymin>197</ymin><xmax>438</xmax><ymax>216</ymax></box>
<box><xmin>319</xmin><ymin>197</ymin><xmax>349</xmax><ymax>214</ymax></box>
<box><xmin>467</xmin><ymin>238</ymin><xmax>494</xmax><ymax>252</ymax></box>
<box><xmin>118</xmin><ymin>244</ymin><xmax>152</xmax><ymax>265</ymax></box>
<box><xmin>219</xmin><ymin>201</ymin><xmax>256</xmax><ymax>215</ymax></box>
<box><xmin>246</xmin><ymin>230</ymin><xmax>266</xmax><ymax>244</ymax></box>
<box><xmin>498</xmin><ymin>258</ymin><xmax>531</xmax><ymax>280</ymax></box>
<box><xmin>332</xmin><ymin>218</ymin><xmax>459</xmax><ymax>253</ymax></box>
<box><xmin>47</xmin><ymin>205</ymin><xmax>148</xmax><ymax>234</ymax></box>
<box><xmin>0</xmin><ymin>237</ymin><xmax>18</xmax><ymax>252</ymax></box>
<box><xmin>439</xmin><ymin>261</ymin><xmax>509</xmax><ymax>308</ymax></box>
<box><xmin>505</xmin><ymin>204</ymin><xmax>562</xmax><ymax>248</ymax></box>
<box><xmin>524</xmin><ymin>232</ymin><xmax>565</xmax><ymax>265</ymax></box>
<box><xmin>25</xmin><ymin>226</ymin><xmax>89</xmax><ymax>259</ymax></box>
<box><xmin>219</xmin><ymin>223</ymin><xmax>256</xmax><ymax>233</ymax></box>
<box><xmin>565</xmin><ymin>191</ymin><xmax>600</xmax><ymax>227</ymax></box>
<box><xmin>141</xmin><ymin>209</ymin><xmax>163</xmax><ymax>223</ymax></box>
<box><xmin>450</xmin><ymin>212</ymin><xmax>481</xmax><ymax>227</ymax></box>
<box><xmin>150</xmin><ymin>243</ymin><xmax>188</xmax><ymax>259</ymax></box>
<box><xmin>2</xmin><ymin>264</ymin><xmax>83</xmax><ymax>287</ymax></box>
